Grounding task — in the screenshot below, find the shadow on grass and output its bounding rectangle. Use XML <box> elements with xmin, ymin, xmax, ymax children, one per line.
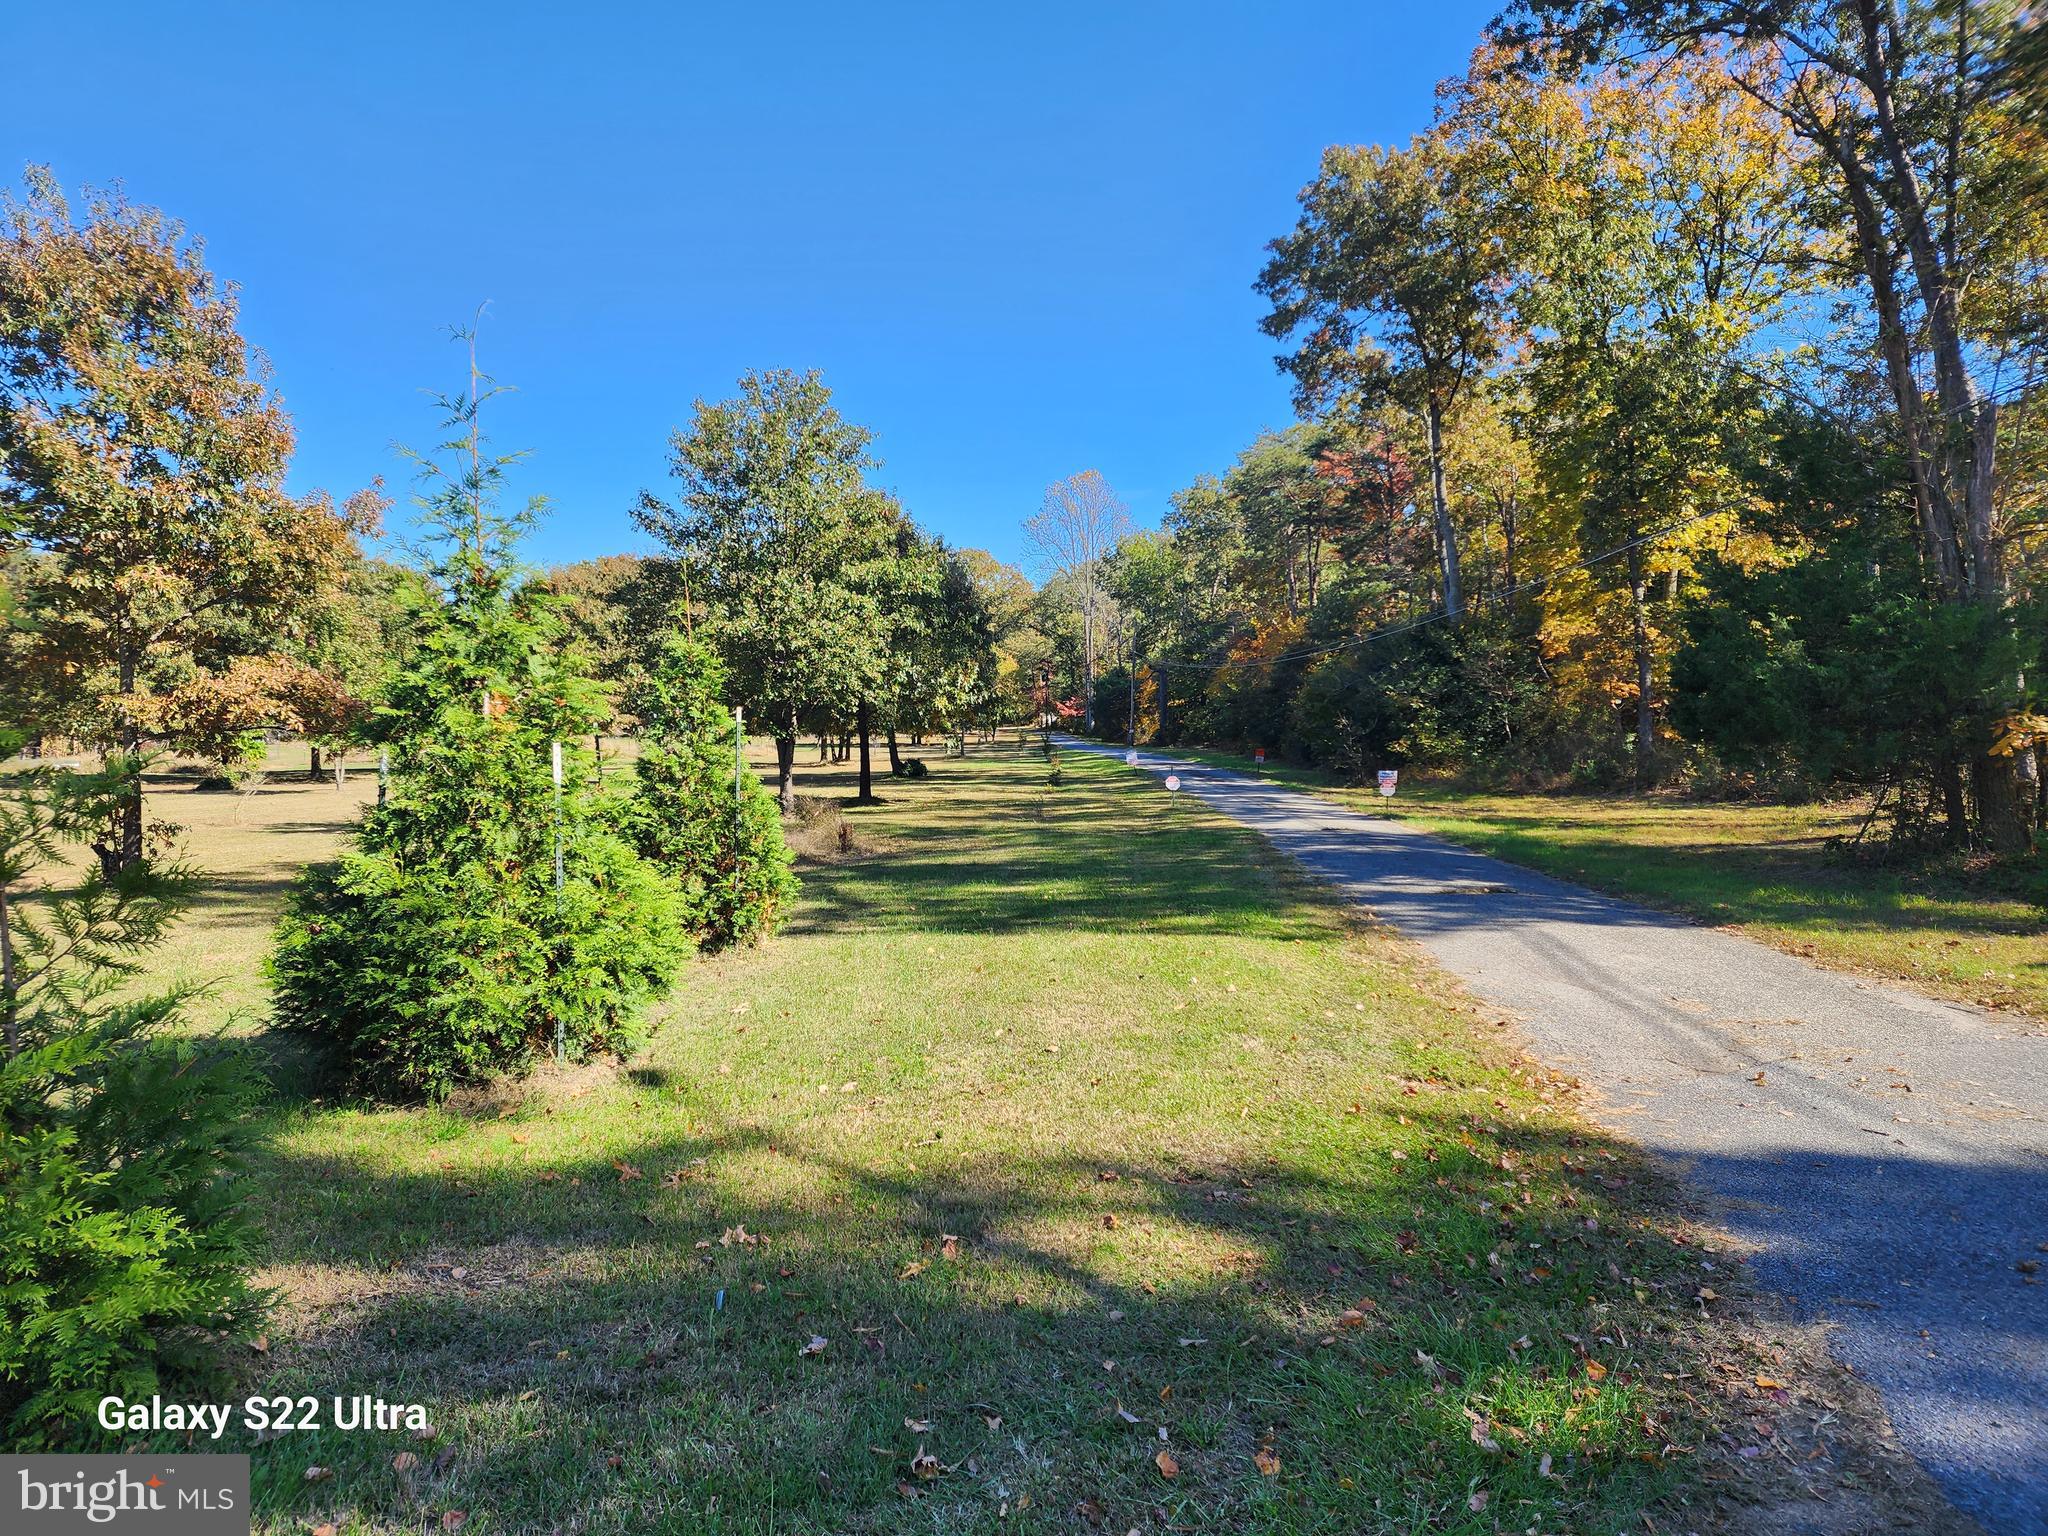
<box><xmin>227</xmin><ymin>1099</ymin><xmax>1726</xmax><ymax>1535</ymax></box>
<box><xmin>1156</xmin><ymin>745</ymin><xmax>2046</xmax><ymax>940</ymax></box>
<box><xmin>1385</xmin><ymin>818</ymin><xmax>2048</xmax><ymax>938</ymax></box>
<box><xmin>781</xmin><ymin>743</ymin><xmax>1335</xmax><ymax>942</ymax></box>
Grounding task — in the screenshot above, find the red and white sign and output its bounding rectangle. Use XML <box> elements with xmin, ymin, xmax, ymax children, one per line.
<box><xmin>1254</xmin><ymin>748</ymin><xmax>1266</xmax><ymax>766</ymax></box>
<box><xmin>1165</xmin><ymin>774</ymin><xmax>1181</xmax><ymax>793</ymax></box>
<box><xmin>1377</xmin><ymin>769</ymin><xmax>1398</xmax><ymax>797</ymax></box>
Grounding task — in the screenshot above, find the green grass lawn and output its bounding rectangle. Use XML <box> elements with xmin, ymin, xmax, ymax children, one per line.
<box><xmin>69</xmin><ymin>738</ymin><xmax>1862</xmax><ymax>1533</ymax></box>
<box><xmin>1160</xmin><ymin>745</ymin><xmax>2048</xmax><ymax>1022</ymax></box>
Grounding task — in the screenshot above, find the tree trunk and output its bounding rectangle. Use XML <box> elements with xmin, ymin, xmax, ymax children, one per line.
<box><xmin>98</xmin><ymin>650</ymin><xmax>146</xmax><ymax>878</ymax></box>
<box><xmin>1083</xmin><ymin>588</ymin><xmax>1098</xmax><ymax>731</ymax></box>
<box><xmin>1628</xmin><ymin>545</ymin><xmax>1656</xmax><ymax>790</ymax></box>
<box><xmin>1501</xmin><ymin>493</ymin><xmax>1518</xmax><ymax>593</ymax></box>
<box><xmin>1</xmin><ymin>880</ymin><xmax>19</xmax><ymax>1060</ymax></box>
<box><xmin>1939</xmin><ymin>759</ymin><xmax>1970</xmax><ymax>846</ymax></box>
<box><xmin>1971</xmin><ymin>755</ymin><xmax>2028</xmax><ymax>855</ymax></box>
<box><xmin>1424</xmin><ymin>398</ymin><xmax>1462</xmax><ymax>617</ymax></box>
<box><xmin>1836</xmin><ymin>12</ymin><xmax>2027</xmax><ymax>855</ymax></box>
<box><xmin>776</xmin><ymin>724</ymin><xmax>798</xmax><ymax>814</ymax></box>
<box><xmin>307</xmin><ymin>744</ymin><xmax>324</xmax><ymax>781</ymax></box>
<box><xmin>886</xmin><ymin>725</ymin><xmax>903</xmax><ymax>775</ymax></box>
<box><xmin>855</xmin><ymin>699</ymin><xmax>877</xmax><ymax>803</ymax></box>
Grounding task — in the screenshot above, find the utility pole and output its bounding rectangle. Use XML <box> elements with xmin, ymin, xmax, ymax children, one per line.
<box><xmin>1128</xmin><ymin>664</ymin><xmax>1137</xmax><ymax>750</ymax></box>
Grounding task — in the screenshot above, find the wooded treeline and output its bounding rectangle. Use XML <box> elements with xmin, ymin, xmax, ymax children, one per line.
<box><xmin>1029</xmin><ymin>2</ymin><xmax>2046</xmax><ymax>853</ymax></box>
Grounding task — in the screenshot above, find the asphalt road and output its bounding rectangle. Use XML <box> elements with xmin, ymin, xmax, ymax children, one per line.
<box><xmin>1058</xmin><ymin>736</ymin><xmax>2048</xmax><ymax>1534</ymax></box>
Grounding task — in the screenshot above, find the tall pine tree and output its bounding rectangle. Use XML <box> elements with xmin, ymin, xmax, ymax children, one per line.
<box><xmin>270</xmin><ymin>337</ymin><xmax>684</xmax><ymax>1099</ymax></box>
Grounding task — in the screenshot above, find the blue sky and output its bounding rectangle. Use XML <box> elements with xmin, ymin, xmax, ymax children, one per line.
<box><xmin>3</xmin><ymin>1</ymin><xmax>1496</xmax><ymax>570</ymax></box>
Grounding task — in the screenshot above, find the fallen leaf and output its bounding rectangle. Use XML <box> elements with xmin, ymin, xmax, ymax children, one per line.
<box><xmin>941</xmin><ymin>1234</ymin><xmax>961</xmax><ymax>1260</ymax></box>
<box><xmin>1468</xmin><ymin>1490</ymin><xmax>1489</xmax><ymax>1512</ymax></box>
<box><xmin>613</xmin><ymin>1161</ymin><xmax>642</xmax><ymax>1182</ymax></box>
<box><xmin>1755</xmin><ymin>1375</ymin><xmax>1784</xmax><ymax>1390</ymax></box>
<box><xmin>303</xmin><ymin>1467</ymin><xmax>333</xmax><ymax>1484</ymax></box>
<box><xmin>1337</xmin><ymin>1308</ymin><xmax>1369</xmax><ymax>1329</ymax></box>
<box><xmin>800</xmin><ymin>1334</ymin><xmax>829</xmax><ymax>1357</ymax></box>
<box><xmin>1253</xmin><ymin>1447</ymin><xmax>1281</xmax><ymax>1476</ymax></box>
<box><xmin>1154</xmin><ymin>1449</ymin><xmax>1180</xmax><ymax>1478</ymax></box>
<box><xmin>392</xmin><ymin>1451</ymin><xmax>419</xmax><ymax>1473</ymax></box>
<box><xmin>441</xmin><ymin>1513</ymin><xmax>467</xmax><ymax>1532</ymax></box>
<box><xmin>1585</xmin><ymin>1359</ymin><xmax>1610</xmax><ymax>1382</ymax></box>
<box><xmin>899</xmin><ymin>1260</ymin><xmax>929</xmax><ymax>1279</ymax></box>
<box><xmin>910</xmin><ymin>1445</ymin><xmax>941</xmax><ymax>1480</ymax></box>
<box><xmin>904</xmin><ymin>1417</ymin><xmax>932</xmax><ymax>1433</ymax></box>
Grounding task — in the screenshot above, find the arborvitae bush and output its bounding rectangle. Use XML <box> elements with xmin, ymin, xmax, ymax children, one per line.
<box><xmin>0</xmin><ymin>760</ymin><xmax>267</xmax><ymax>1443</ymax></box>
<box><xmin>270</xmin><ymin>352</ymin><xmax>686</xmax><ymax>1099</ymax></box>
<box><xmin>624</xmin><ymin>633</ymin><xmax>797</xmax><ymax>948</ymax></box>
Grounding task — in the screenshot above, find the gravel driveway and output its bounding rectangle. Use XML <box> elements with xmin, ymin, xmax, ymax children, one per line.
<box><xmin>1058</xmin><ymin>736</ymin><xmax>2048</xmax><ymax>1534</ymax></box>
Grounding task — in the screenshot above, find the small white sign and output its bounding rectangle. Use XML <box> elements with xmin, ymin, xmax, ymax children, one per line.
<box><xmin>1377</xmin><ymin>769</ymin><xmax>1398</xmax><ymax>797</ymax></box>
<box><xmin>1165</xmin><ymin>774</ymin><xmax>1181</xmax><ymax>793</ymax></box>
<box><xmin>1125</xmin><ymin>750</ymin><xmax>1139</xmax><ymax>767</ymax></box>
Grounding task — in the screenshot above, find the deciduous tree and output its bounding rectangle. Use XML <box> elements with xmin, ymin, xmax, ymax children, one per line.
<box><xmin>0</xmin><ymin>169</ymin><xmax>360</xmax><ymax>870</ymax></box>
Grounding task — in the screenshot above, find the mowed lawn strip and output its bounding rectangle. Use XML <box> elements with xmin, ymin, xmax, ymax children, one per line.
<box><xmin>1162</xmin><ymin>744</ymin><xmax>2048</xmax><ymax>1021</ymax></box>
<box><xmin>172</xmin><ymin>740</ymin><xmax>1737</xmax><ymax>1533</ymax></box>
<box><xmin>0</xmin><ymin>744</ymin><xmax>377</xmax><ymax>1035</ymax></box>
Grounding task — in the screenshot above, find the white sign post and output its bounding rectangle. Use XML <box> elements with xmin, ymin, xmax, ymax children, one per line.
<box><xmin>1124</xmin><ymin>750</ymin><xmax>1139</xmax><ymax>767</ymax></box>
<box><xmin>551</xmin><ymin>739</ymin><xmax>566</xmax><ymax>1062</ymax></box>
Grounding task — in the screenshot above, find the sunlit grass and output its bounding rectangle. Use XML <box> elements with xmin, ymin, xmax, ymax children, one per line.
<box><xmin>1165</xmin><ymin>744</ymin><xmax>2048</xmax><ymax>1020</ymax></box>
<box><xmin>77</xmin><ymin>735</ymin><xmax>1749</xmax><ymax>1533</ymax></box>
